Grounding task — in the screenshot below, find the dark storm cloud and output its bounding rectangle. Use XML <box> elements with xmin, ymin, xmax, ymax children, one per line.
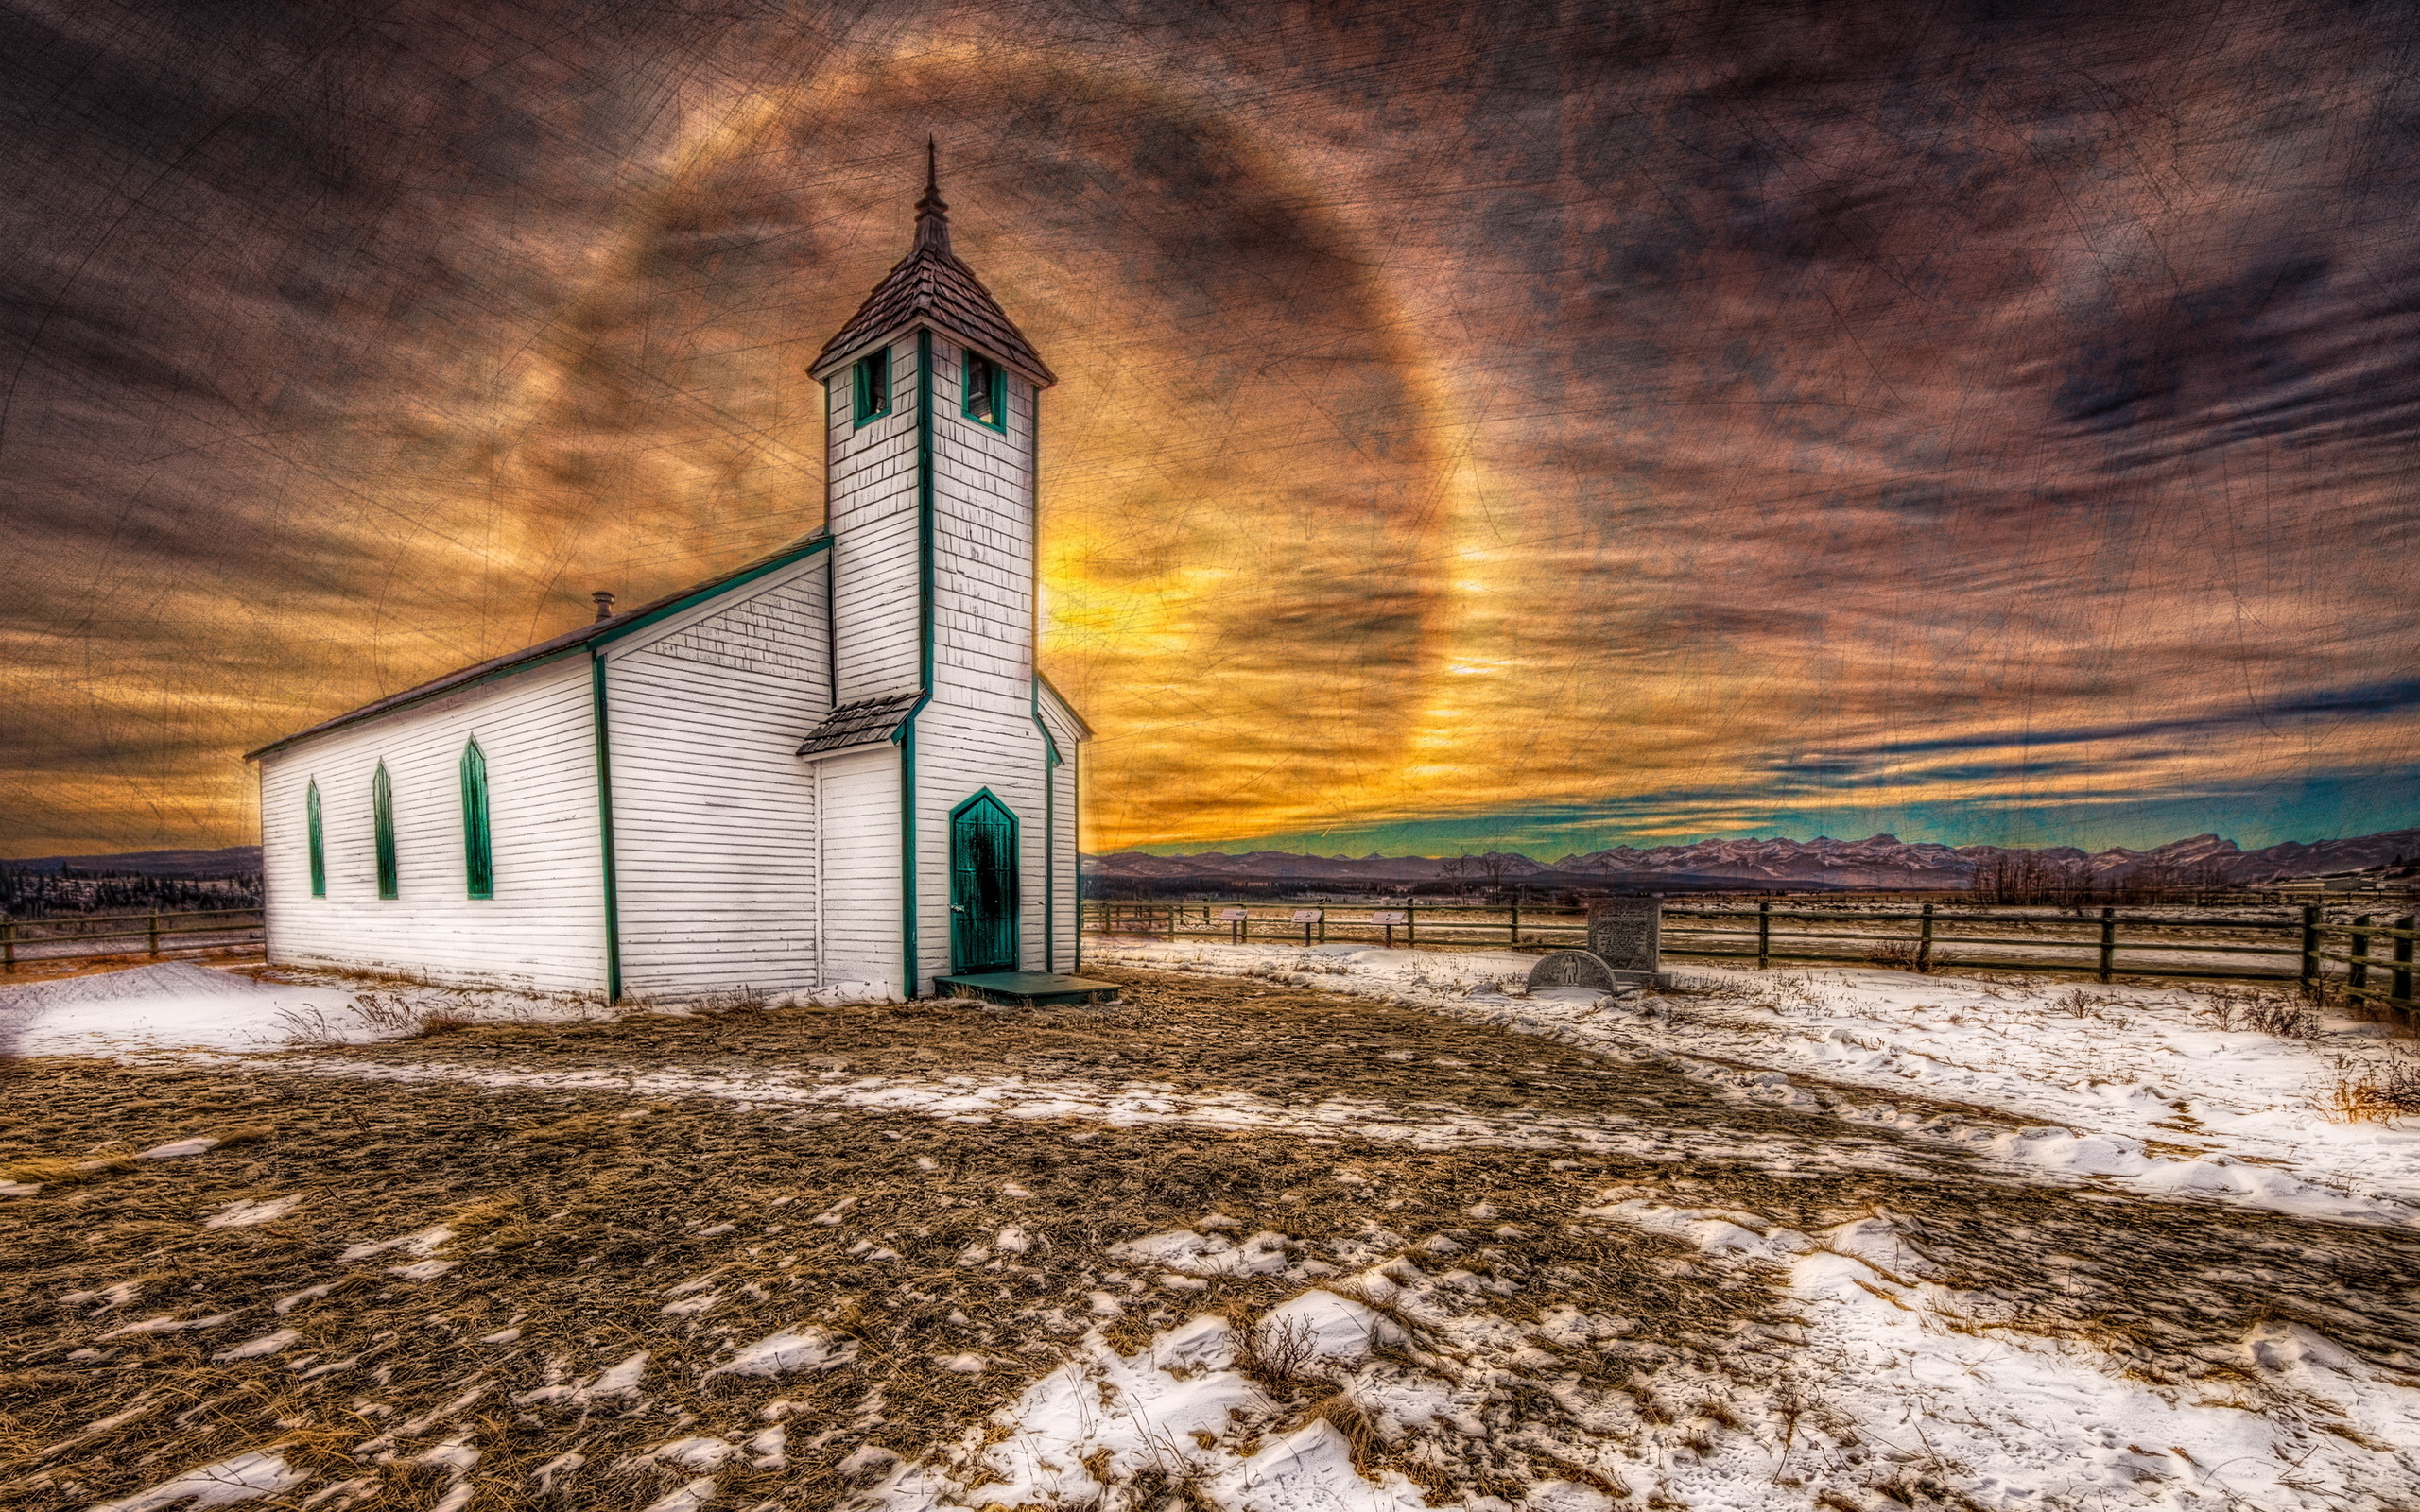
<box><xmin>3</xmin><ymin>0</ymin><xmax>2417</xmax><ymax>853</ymax></box>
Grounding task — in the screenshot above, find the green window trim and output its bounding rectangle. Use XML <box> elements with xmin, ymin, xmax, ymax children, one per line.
<box><xmin>852</xmin><ymin>348</ymin><xmax>892</xmax><ymax>426</ymax></box>
<box><xmin>962</xmin><ymin>349</ymin><xmax>1007</xmax><ymax>432</ymax></box>
<box><xmin>372</xmin><ymin>763</ymin><xmax>398</xmax><ymax>900</ymax></box>
<box><xmin>460</xmin><ymin>739</ymin><xmax>493</xmax><ymax>900</ymax></box>
<box><xmin>305</xmin><ymin>781</ymin><xmax>325</xmax><ymax>899</ymax></box>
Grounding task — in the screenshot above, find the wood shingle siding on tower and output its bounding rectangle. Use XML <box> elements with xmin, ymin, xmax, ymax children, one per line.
<box><xmin>827</xmin><ymin>335</ymin><xmax>924</xmax><ymax>706</ymax></box>
<box><xmin>248</xmin><ymin>150</ymin><xmax>1086</xmax><ymax>1002</ymax></box>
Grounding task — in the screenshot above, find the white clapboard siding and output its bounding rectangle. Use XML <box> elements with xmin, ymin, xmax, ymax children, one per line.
<box><xmin>828</xmin><ymin>335</ymin><xmax>923</xmax><ymax>704</ymax></box>
<box><xmin>818</xmin><ymin>747</ymin><xmax>901</xmax><ymax>989</ymax></box>
<box><xmin>601</xmin><ymin>558</ymin><xmax>831</xmax><ymax>997</ymax></box>
<box><xmin>1036</xmin><ymin>685</ymin><xmax>1085</xmax><ymax>971</ymax></box>
<box><xmin>257</xmin><ymin>657</ymin><xmax>607</xmax><ymax>992</ymax></box>
<box><xmin>909</xmin><ymin>701</ymin><xmax>1053</xmax><ymax>989</ymax></box>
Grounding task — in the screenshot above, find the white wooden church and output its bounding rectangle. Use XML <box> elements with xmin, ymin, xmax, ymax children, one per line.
<box><xmin>248</xmin><ymin>157</ymin><xmax>1091</xmax><ymax>1003</ymax></box>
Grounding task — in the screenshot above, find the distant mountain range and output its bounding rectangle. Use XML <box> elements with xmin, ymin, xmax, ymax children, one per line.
<box><xmin>10</xmin><ymin>830</ymin><xmax>2416</xmax><ymax>892</ymax></box>
<box><xmin>1086</xmin><ymin>829</ymin><xmax>2420</xmax><ymax>891</ymax></box>
<box><xmin>6</xmin><ymin>845</ymin><xmax>264</xmax><ymax>878</ymax></box>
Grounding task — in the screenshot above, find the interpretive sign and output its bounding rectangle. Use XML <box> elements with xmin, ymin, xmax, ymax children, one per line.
<box><xmin>1587</xmin><ymin>898</ymin><xmax>1661</xmax><ymax>972</ymax></box>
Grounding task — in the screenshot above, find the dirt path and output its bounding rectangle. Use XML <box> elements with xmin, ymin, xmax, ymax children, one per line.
<box><xmin>4</xmin><ymin>966</ymin><xmax>2415</xmax><ymax>1510</ymax></box>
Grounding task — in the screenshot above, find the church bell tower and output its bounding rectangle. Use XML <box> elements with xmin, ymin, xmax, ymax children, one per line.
<box><xmin>803</xmin><ymin>145</ymin><xmax>1079</xmax><ymax>995</ymax></box>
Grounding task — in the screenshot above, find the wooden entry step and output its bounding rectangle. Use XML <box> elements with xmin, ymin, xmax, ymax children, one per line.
<box><xmin>935</xmin><ymin>971</ymin><xmax>1124</xmax><ymax>1007</ymax></box>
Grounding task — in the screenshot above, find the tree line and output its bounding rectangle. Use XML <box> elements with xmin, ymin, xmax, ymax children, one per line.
<box><xmin>1965</xmin><ymin>853</ymin><xmax>2240</xmax><ymax>907</ymax></box>
<box><xmin>0</xmin><ymin>866</ymin><xmax>262</xmax><ymax>919</ymax></box>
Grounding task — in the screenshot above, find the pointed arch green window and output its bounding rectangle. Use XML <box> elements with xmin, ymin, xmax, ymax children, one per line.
<box><xmin>305</xmin><ymin>781</ymin><xmax>326</xmax><ymax>898</ymax></box>
<box><xmin>372</xmin><ymin>763</ymin><xmax>398</xmax><ymax>900</ymax></box>
<box><xmin>460</xmin><ymin>739</ymin><xmax>493</xmax><ymax>899</ymax></box>
<box><xmin>962</xmin><ymin>350</ymin><xmax>1006</xmax><ymax>432</ymax></box>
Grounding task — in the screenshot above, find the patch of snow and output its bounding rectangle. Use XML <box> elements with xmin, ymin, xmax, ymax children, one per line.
<box><xmin>1095</xmin><ymin>940</ymin><xmax>2420</xmax><ymax>1227</ymax></box>
<box><xmin>1210</xmin><ymin>1420</ymin><xmax>1435</xmax><ymax>1511</ymax></box>
<box><xmin>707</xmin><ymin>1328</ymin><xmax>856</xmax><ymax>1378</ymax></box>
<box><xmin>83</xmin><ymin>1447</ymin><xmax>309</xmax><ymax>1510</ymax></box>
<box><xmin>211</xmin><ymin>1330</ymin><xmax>302</xmax><ymax>1362</ymax></box>
<box><xmin>745</xmin><ymin>1424</ymin><xmax>786</xmax><ymax>1469</ymax></box>
<box><xmin>647</xmin><ymin>1436</ymin><xmax>736</xmax><ymax>1470</ymax></box>
<box><xmin>1109</xmin><ymin>1228</ymin><xmax>1295</xmax><ymax>1277</ymax></box>
<box><xmin>0</xmin><ymin>959</ymin><xmax>611</xmax><ymax>1057</ymax></box>
<box><xmin>204</xmin><ymin>1195</ymin><xmax>301</xmax><ymax>1228</ymax></box>
<box><xmin>137</xmin><ymin>1136</ymin><xmax>221</xmax><ymax>1159</ymax></box>
<box><xmin>97</xmin><ymin>1313</ymin><xmax>232</xmax><ymax>1339</ymax></box>
<box><xmin>513</xmin><ymin>1349</ymin><xmax>649</xmax><ymax>1405</ymax></box>
<box><xmin>1254</xmin><ymin>1289</ymin><xmax>1403</xmax><ymax>1367</ymax></box>
<box><xmin>640</xmin><ymin>1477</ymin><xmax>717</xmax><ymax>1512</ymax></box>
<box><xmin>338</xmin><ymin>1225</ymin><xmax>453</xmax><ymax>1262</ymax></box>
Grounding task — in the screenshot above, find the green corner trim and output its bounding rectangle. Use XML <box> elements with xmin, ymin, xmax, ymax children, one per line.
<box><xmin>591</xmin><ymin>654</ymin><xmax>623</xmax><ymax>1002</ymax></box>
<box><xmin>899</xmin><ymin>327</ymin><xmax>938</xmax><ymax>998</ymax></box>
<box><xmin>1029</xmin><ymin>679</ymin><xmax>1063</xmax><ymax>971</ymax></box>
<box><xmin>1071</xmin><ymin>741</ymin><xmax>1082</xmax><ymax>971</ymax></box>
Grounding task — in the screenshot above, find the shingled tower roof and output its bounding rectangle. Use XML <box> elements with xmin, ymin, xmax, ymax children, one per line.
<box><xmin>809</xmin><ymin>142</ymin><xmax>1055</xmax><ymax>387</ymax></box>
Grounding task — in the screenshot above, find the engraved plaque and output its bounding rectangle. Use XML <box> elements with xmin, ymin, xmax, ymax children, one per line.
<box><xmin>1526</xmin><ymin>950</ymin><xmax>1619</xmax><ymax>992</ymax></box>
<box><xmin>1586</xmin><ymin>897</ymin><xmax>1662</xmax><ymax>972</ymax></box>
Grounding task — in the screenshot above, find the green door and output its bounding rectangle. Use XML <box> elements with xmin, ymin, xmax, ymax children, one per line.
<box><xmin>949</xmin><ymin>792</ymin><xmax>1019</xmax><ymax>974</ymax></box>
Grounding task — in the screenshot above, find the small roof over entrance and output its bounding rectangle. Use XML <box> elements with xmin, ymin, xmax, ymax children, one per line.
<box><xmin>795</xmin><ymin>690</ymin><xmax>925</xmax><ymax>756</ymax></box>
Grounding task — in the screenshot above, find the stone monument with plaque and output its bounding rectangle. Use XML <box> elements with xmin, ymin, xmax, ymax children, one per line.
<box><xmin>1585</xmin><ymin>897</ymin><xmax>1670</xmax><ymax>986</ymax></box>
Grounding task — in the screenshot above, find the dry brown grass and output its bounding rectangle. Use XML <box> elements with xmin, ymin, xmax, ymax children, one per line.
<box><xmin>2</xmin><ymin>963</ymin><xmax>2416</xmax><ymax>1507</ymax></box>
<box><xmin>2325</xmin><ymin>1056</ymin><xmax>2420</xmax><ymax>1123</ymax></box>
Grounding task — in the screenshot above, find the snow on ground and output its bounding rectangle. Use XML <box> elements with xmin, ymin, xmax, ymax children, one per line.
<box><xmin>1091</xmin><ymin>939</ymin><xmax>2420</xmax><ymax>1226</ymax></box>
<box><xmin>856</xmin><ymin>1216</ymin><xmax>2420</xmax><ymax>1511</ymax></box>
<box><xmin>0</xmin><ymin>960</ymin><xmax>611</xmax><ymax>1056</ymax></box>
<box><xmin>10</xmin><ymin>954</ymin><xmax>2420</xmax><ymax>1508</ymax></box>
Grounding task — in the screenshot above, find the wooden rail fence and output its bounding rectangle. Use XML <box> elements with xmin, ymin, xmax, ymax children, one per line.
<box><xmin>1</xmin><ymin>907</ymin><xmax>265</xmax><ymax>972</ymax></box>
<box><xmin>1082</xmin><ymin>899</ymin><xmax>2416</xmax><ymax>1011</ymax></box>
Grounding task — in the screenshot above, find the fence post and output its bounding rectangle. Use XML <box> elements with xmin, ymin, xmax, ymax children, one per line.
<box><xmin>148</xmin><ymin>912</ymin><xmax>161</xmax><ymax>959</ymax></box>
<box><xmin>2393</xmin><ymin>915</ymin><xmax>2413</xmax><ymax>1008</ymax></box>
<box><xmin>1509</xmin><ymin>902</ymin><xmax>1520</xmax><ymax>946</ymax></box>
<box><xmin>2</xmin><ymin>921</ymin><xmax>12</xmax><ymax>973</ymax></box>
<box><xmin>1756</xmin><ymin>900</ymin><xmax>1771</xmax><ymax>971</ymax></box>
<box><xmin>2299</xmin><ymin>905</ymin><xmax>2321</xmax><ymax>996</ymax></box>
<box><xmin>1918</xmin><ymin>902</ymin><xmax>1935</xmax><ymax>974</ymax></box>
<box><xmin>2350</xmin><ymin>915</ymin><xmax>2372</xmax><ymax>992</ymax></box>
<box><xmin>1407</xmin><ymin>905</ymin><xmax>1416</xmax><ymax>947</ymax></box>
<box><xmin>1317</xmin><ymin>911</ymin><xmax>1326</xmax><ymax>946</ymax></box>
<box><xmin>2098</xmin><ymin>906</ymin><xmax>2116</xmax><ymax>983</ymax></box>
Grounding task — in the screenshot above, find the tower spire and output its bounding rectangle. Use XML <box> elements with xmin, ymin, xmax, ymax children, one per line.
<box><xmin>912</xmin><ymin>137</ymin><xmax>950</xmax><ymax>256</ymax></box>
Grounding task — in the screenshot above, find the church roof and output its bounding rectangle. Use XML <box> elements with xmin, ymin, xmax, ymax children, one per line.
<box><xmin>244</xmin><ymin>531</ymin><xmax>831</xmax><ymax>762</ymax></box>
<box><xmin>809</xmin><ymin>145</ymin><xmax>1054</xmax><ymax>387</ymax></box>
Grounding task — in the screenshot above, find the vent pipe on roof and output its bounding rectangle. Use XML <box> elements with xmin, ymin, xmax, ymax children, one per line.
<box><xmin>592</xmin><ymin>591</ymin><xmax>616</xmax><ymax>621</ymax></box>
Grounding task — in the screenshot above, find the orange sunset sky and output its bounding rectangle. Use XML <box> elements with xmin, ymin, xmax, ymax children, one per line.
<box><xmin>5</xmin><ymin>0</ymin><xmax>2417</xmax><ymax>860</ymax></box>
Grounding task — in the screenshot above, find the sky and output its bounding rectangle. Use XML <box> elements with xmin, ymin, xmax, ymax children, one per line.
<box><xmin>4</xmin><ymin>0</ymin><xmax>2417</xmax><ymax>861</ymax></box>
